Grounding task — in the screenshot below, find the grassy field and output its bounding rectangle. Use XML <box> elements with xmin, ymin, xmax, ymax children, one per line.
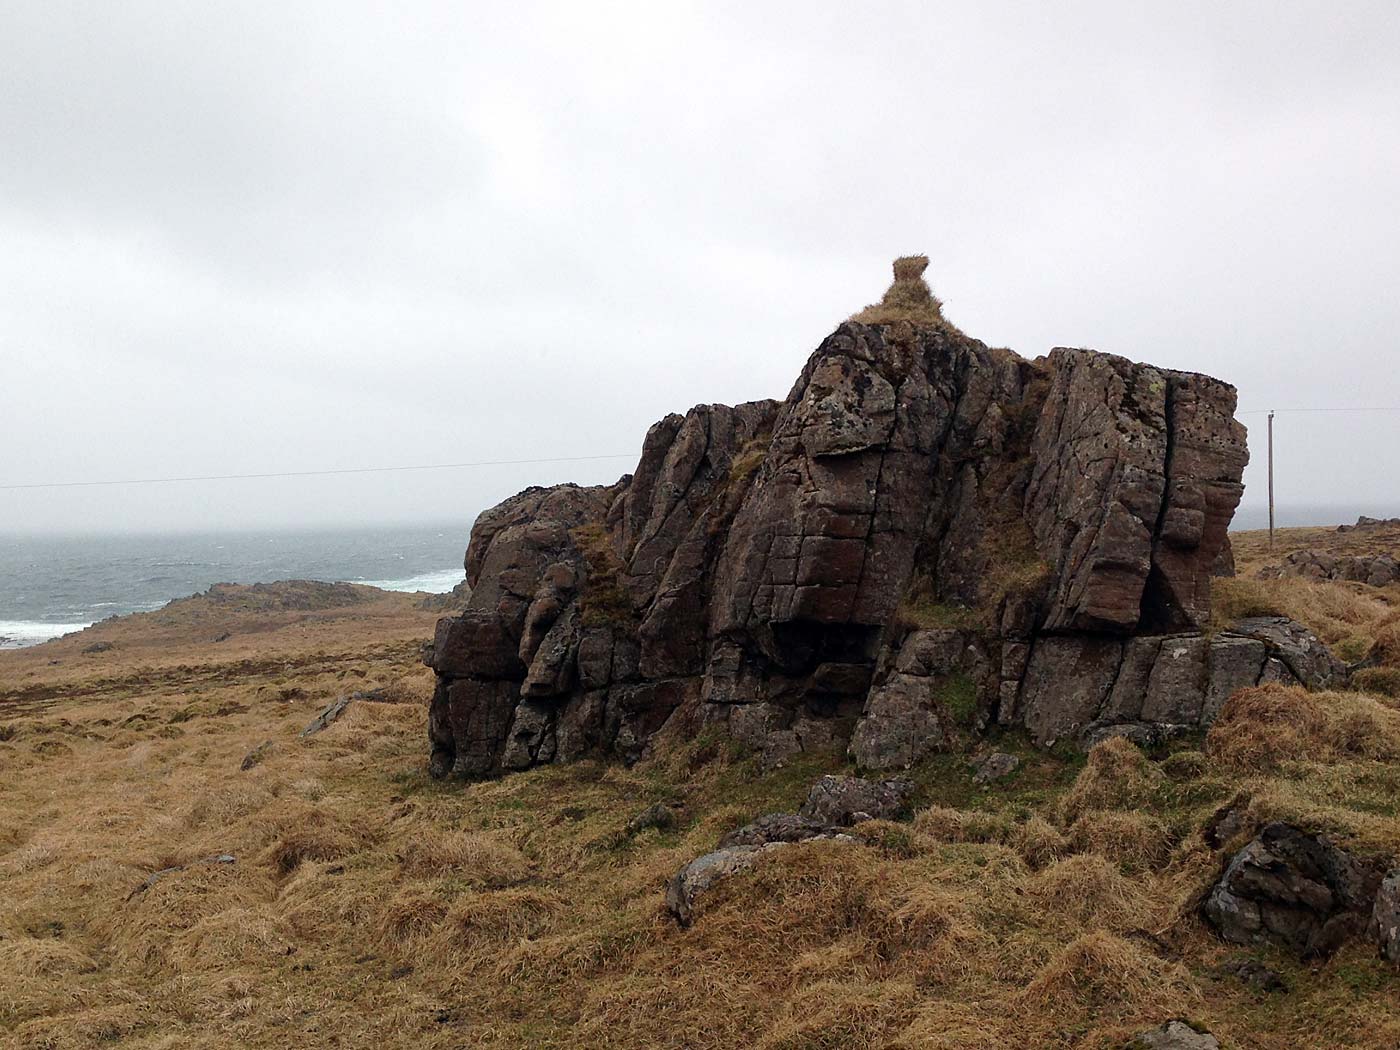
<box><xmin>2</xmin><ymin>531</ymin><xmax>1400</xmax><ymax>1050</ymax></box>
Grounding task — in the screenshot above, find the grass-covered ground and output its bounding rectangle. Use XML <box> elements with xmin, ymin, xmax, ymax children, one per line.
<box><xmin>2</xmin><ymin>531</ymin><xmax>1400</xmax><ymax>1049</ymax></box>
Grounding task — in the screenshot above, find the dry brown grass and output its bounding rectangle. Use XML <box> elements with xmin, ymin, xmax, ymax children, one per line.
<box><xmin>1060</xmin><ymin>735</ymin><xmax>1166</xmax><ymax>822</ymax></box>
<box><xmin>1221</xmin><ymin>523</ymin><xmax>1400</xmax><ymax>665</ymax></box>
<box><xmin>1015</xmin><ymin>930</ymin><xmax>1196</xmax><ymax>1019</ymax></box>
<box><xmin>850</xmin><ymin>255</ymin><xmax>956</xmax><ymax>329</ymax></box>
<box><xmin>5</xmin><ymin>565</ymin><xmax>1400</xmax><ymax>1048</ymax></box>
<box><xmin>1206</xmin><ymin>683</ymin><xmax>1400</xmax><ymax>770</ymax></box>
<box><xmin>1066</xmin><ymin>809</ymin><xmax>1174</xmax><ymax>872</ymax></box>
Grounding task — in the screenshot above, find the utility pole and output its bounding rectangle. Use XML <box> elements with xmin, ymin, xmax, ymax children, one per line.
<box><xmin>1267</xmin><ymin>410</ymin><xmax>1275</xmax><ymax>549</ymax></box>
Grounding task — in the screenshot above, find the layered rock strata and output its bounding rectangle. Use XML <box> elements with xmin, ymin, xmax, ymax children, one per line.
<box><xmin>428</xmin><ymin>305</ymin><xmax>1277</xmax><ymax>778</ymax></box>
<box><xmin>1203</xmin><ymin>822</ymin><xmax>1394</xmax><ymax>962</ymax></box>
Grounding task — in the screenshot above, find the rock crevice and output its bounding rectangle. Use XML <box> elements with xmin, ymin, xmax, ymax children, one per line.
<box><xmin>427</xmin><ymin>272</ymin><xmax>1278</xmax><ymax>777</ymax></box>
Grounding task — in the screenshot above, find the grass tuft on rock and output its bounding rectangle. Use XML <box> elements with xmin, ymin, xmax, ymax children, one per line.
<box><xmin>850</xmin><ymin>254</ymin><xmax>957</xmax><ymax>329</ymax></box>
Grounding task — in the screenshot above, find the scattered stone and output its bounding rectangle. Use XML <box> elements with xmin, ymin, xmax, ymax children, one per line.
<box><xmin>797</xmin><ymin>775</ymin><xmax>913</xmax><ymax>827</ymax></box>
<box><xmin>127</xmin><ymin>854</ymin><xmax>236</xmax><ymax>900</ymax></box>
<box><xmin>718</xmin><ymin>813</ymin><xmax>835</xmax><ymax>849</ymax></box>
<box><xmin>972</xmin><ymin>752</ymin><xmax>1019</xmax><ymax>784</ymax></box>
<box><xmin>1257</xmin><ymin>549</ymin><xmax>1400</xmax><ymax>588</ymax></box>
<box><xmin>1202</xmin><ymin>822</ymin><xmax>1385</xmax><ymax>958</ymax></box>
<box><xmin>1349</xmin><ymin>515</ymin><xmax>1400</xmax><ymax>530</ymax></box>
<box><xmin>1132</xmin><ymin>1020</ymin><xmax>1220</xmax><ymax>1049</ymax></box>
<box><xmin>301</xmin><ymin>688</ymin><xmax>395</xmax><ymax>737</ymax></box>
<box><xmin>665</xmin><ymin>845</ymin><xmax>773</xmax><ymax>927</ymax></box>
<box><xmin>240</xmin><ymin>739</ymin><xmax>274</xmax><ymax>771</ymax></box>
<box><xmin>1373</xmin><ymin>870</ymin><xmax>1400</xmax><ymax>964</ymax></box>
<box><xmin>1219</xmin><ymin>956</ymin><xmax>1288</xmax><ymax>993</ymax></box>
<box><xmin>624</xmin><ymin>799</ymin><xmax>685</xmax><ymax>836</ymax></box>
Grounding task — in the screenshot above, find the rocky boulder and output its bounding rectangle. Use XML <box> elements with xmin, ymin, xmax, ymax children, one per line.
<box><xmin>1132</xmin><ymin>1022</ymin><xmax>1219</xmax><ymax>1050</ymax></box>
<box><xmin>1374</xmin><ymin>871</ymin><xmax>1400</xmax><ymax>964</ymax></box>
<box><xmin>426</xmin><ymin>258</ymin><xmax>1259</xmax><ymax>778</ymax></box>
<box><xmin>797</xmin><ymin>775</ymin><xmax>913</xmax><ymax>826</ymax></box>
<box><xmin>1202</xmin><ymin>822</ymin><xmax>1386</xmax><ymax>959</ymax></box>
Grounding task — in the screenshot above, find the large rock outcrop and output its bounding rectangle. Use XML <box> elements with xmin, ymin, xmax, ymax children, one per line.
<box><xmin>426</xmin><ymin>263</ymin><xmax>1276</xmax><ymax>778</ymax></box>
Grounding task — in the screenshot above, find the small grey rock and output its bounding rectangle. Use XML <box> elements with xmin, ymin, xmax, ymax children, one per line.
<box><xmin>718</xmin><ymin>813</ymin><xmax>834</xmax><ymax>849</ymax></box>
<box><xmin>1373</xmin><ymin>870</ymin><xmax>1400</xmax><ymax>963</ymax></box>
<box><xmin>302</xmin><ymin>696</ymin><xmax>355</xmax><ymax>737</ymax></box>
<box><xmin>240</xmin><ymin>739</ymin><xmax>274</xmax><ymax>771</ymax></box>
<box><xmin>665</xmin><ymin>845</ymin><xmax>772</xmax><ymax>927</ymax></box>
<box><xmin>972</xmin><ymin>752</ymin><xmax>1019</xmax><ymax>784</ymax></box>
<box><xmin>1133</xmin><ymin>1021</ymin><xmax>1219</xmax><ymax>1049</ymax></box>
<box><xmin>798</xmin><ymin>775</ymin><xmax>913</xmax><ymax>827</ymax></box>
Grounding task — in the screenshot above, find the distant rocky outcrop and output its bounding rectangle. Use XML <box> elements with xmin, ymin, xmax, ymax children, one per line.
<box><xmin>171</xmin><ymin>580</ymin><xmax>377</xmax><ymax>615</ymax></box>
<box><xmin>1257</xmin><ymin>549</ymin><xmax>1400</xmax><ymax>588</ymax></box>
<box><xmin>417</xmin><ymin>578</ymin><xmax>473</xmax><ymax>612</ymax></box>
<box><xmin>1337</xmin><ymin>515</ymin><xmax>1400</xmax><ymax>533</ymax></box>
<box><xmin>424</xmin><ymin>259</ymin><xmax>1302</xmax><ymax>778</ymax></box>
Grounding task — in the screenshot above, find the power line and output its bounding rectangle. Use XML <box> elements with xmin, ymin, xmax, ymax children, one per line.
<box><xmin>5</xmin><ymin>406</ymin><xmax>1397</xmax><ymax>492</ymax></box>
<box><xmin>1237</xmin><ymin>406</ymin><xmax>1400</xmax><ymax>415</ymax></box>
<box><xmin>0</xmin><ymin>453</ymin><xmax>636</xmax><ymax>492</ymax></box>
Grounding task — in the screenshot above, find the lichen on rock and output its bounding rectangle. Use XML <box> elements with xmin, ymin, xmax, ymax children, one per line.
<box><xmin>422</xmin><ymin>257</ymin><xmax>1319</xmax><ymax>780</ymax></box>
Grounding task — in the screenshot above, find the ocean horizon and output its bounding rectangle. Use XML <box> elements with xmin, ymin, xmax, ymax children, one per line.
<box><xmin>3</xmin><ymin>502</ymin><xmax>1393</xmax><ymax>650</ymax></box>
<box><xmin>0</xmin><ymin>523</ymin><xmax>471</xmax><ymax>649</ymax></box>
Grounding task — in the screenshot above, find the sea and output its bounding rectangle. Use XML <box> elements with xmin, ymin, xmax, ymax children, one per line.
<box><xmin>0</xmin><ymin>524</ymin><xmax>469</xmax><ymax>649</ymax></box>
<box><xmin>0</xmin><ymin>504</ymin><xmax>1390</xmax><ymax>651</ymax></box>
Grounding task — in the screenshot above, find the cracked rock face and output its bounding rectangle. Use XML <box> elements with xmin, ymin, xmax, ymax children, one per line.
<box><xmin>427</xmin><ymin>309</ymin><xmax>1266</xmax><ymax>778</ymax></box>
<box><xmin>1202</xmin><ymin>822</ymin><xmax>1385</xmax><ymax>959</ymax></box>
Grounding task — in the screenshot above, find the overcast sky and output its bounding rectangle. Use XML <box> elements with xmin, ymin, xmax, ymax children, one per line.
<box><xmin>2</xmin><ymin>0</ymin><xmax>1398</xmax><ymax>535</ymax></box>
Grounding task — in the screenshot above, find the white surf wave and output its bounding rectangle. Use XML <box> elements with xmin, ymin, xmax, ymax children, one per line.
<box><xmin>0</xmin><ymin>620</ymin><xmax>93</xmax><ymax>649</ymax></box>
<box><xmin>350</xmin><ymin>569</ymin><xmax>465</xmax><ymax>594</ymax></box>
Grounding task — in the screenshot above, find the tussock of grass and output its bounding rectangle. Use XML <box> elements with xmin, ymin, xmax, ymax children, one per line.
<box><xmin>392</xmin><ymin>825</ymin><xmax>529</xmax><ymax>884</ymax></box>
<box><xmin>1067</xmin><ymin>809</ymin><xmax>1174</xmax><ymax>872</ymax></box>
<box><xmin>754</xmin><ymin>979</ymin><xmax>919</xmax><ymax>1050</ymax></box>
<box><xmin>445</xmin><ymin>886</ymin><xmax>565</xmax><ymax>948</ymax></box>
<box><xmin>1016</xmin><ymin>930</ymin><xmax>1196</xmax><ymax>1017</ymax></box>
<box><xmin>1206</xmin><ymin>684</ymin><xmax>1400</xmax><ymax>770</ymax></box>
<box><xmin>1008</xmin><ymin>814</ymin><xmax>1069</xmax><ymax>869</ymax></box>
<box><xmin>377</xmin><ymin>886</ymin><xmax>449</xmax><ymax>949</ymax></box>
<box><xmin>262</xmin><ymin>801</ymin><xmax>376</xmax><ymax>875</ymax></box>
<box><xmin>1060</xmin><ymin>736</ymin><xmax>1165</xmax><ymax>822</ymax></box>
<box><xmin>1026</xmin><ymin>853</ymin><xmax>1143</xmax><ymax>930</ymax></box>
<box><xmin>850</xmin><ymin>255</ymin><xmax>955</xmax><ymax>330</ymax></box>
<box><xmin>1354</xmin><ymin>665</ymin><xmax>1400</xmax><ymax>698</ymax></box>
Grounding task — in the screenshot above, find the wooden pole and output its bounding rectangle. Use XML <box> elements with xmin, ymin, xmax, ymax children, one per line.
<box><xmin>1268</xmin><ymin>410</ymin><xmax>1275</xmax><ymax>548</ymax></box>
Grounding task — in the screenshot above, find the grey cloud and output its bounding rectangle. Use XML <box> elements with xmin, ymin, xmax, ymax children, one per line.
<box><xmin>2</xmin><ymin>0</ymin><xmax>1397</xmax><ymax>533</ymax></box>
